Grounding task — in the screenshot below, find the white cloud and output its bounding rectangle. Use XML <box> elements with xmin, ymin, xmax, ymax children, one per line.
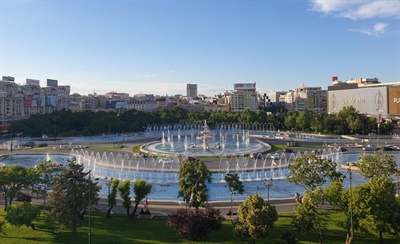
<box><xmin>135</xmin><ymin>74</ymin><xmax>156</xmax><ymax>79</ymax></box>
<box><xmin>310</xmin><ymin>0</ymin><xmax>363</xmax><ymax>13</ymax></box>
<box><xmin>310</xmin><ymin>0</ymin><xmax>400</xmax><ymax>20</ymax></box>
<box><xmin>340</xmin><ymin>1</ymin><xmax>400</xmax><ymax>20</ymax></box>
<box><xmin>348</xmin><ymin>22</ymin><xmax>389</xmax><ymax>36</ymax></box>
<box><xmin>143</xmin><ymin>74</ymin><xmax>156</xmax><ymax>79</ymax></box>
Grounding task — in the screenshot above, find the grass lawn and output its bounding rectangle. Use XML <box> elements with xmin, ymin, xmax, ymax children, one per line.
<box><xmin>0</xmin><ymin>208</ymin><xmax>398</xmax><ymax>244</ymax></box>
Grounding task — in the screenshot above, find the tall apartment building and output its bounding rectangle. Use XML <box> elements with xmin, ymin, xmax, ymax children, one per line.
<box><xmin>186</xmin><ymin>84</ymin><xmax>198</xmax><ymax>98</ymax></box>
<box><xmin>264</xmin><ymin>91</ymin><xmax>286</xmax><ymax>108</ymax></box>
<box><xmin>128</xmin><ymin>98</ymin><xmax>158</xmax><ymax>112</ymax></box>
<box><xmin>230</xmin><ymin>83</ymin><xmax>258</xmax><ymax>112</ymax></box>
<box><xmin>284</xmin><ymin>84</ymin><xmax>326</xmax><ymax>112</ymax></box>
<box><xmin>0</xmin><ymin>77</ymin><xmax>70</xmax><ymax>127</ymax></box>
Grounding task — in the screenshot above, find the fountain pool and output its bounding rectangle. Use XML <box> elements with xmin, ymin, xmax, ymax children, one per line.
<box><xmin>141</xmin><ymin>120</ymin><xmax>270</xmax><ymax>157</ymax></box>
<box><xmin>0</xmin><ymin>149</ymin><xmax>384</xmax><ymax>202</ymax></box>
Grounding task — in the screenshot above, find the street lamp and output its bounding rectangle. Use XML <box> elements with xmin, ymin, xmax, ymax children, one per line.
<box><xmin>51</xmin><ymin>116</ymin><xmax>59</xmax><ymax>142</ymax></box>
<box><xmin>105</xmin><ymin>177</ymin><xmax>113</xmax><ymax>207</ymax></box>
<box><xmin>88</xmin><ymin>173</ymin><xmax>99</xmax><ymax>244</ymax></box>
<box><xmin>346</xmin><ymin>161</ymin><xmax>354</xmax><ymax>244</ymax></box>
<box><xmin>264</xmin><ymin>178</ymin><xmax>273</xmax><ymax>202</ymax></box>
<box><xmin>9</xmin><ymin>131</ymin><xmax>13</xmax><ymax>155</ymax></box>
<box><xmin>396</xmin><ymin>168</ymin><xmax>400</xmax><ymax>197</ymax></box>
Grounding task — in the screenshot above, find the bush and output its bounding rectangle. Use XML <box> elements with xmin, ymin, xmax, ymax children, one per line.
<box><xmin>5</xmin><ymin>202</ymin><xmax>41</xmax><ymax>230</ymax></box>
<box><xmin>166</xmin><ymin>205</ymin><xmax>222</xmax><ymax>241</ymax></box>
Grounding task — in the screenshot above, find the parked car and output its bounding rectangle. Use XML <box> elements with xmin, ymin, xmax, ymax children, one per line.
<box><xmin>271</xmin><ymin>153</ymin><xmax>280</xmax><ymax>159</ymax></box>
<box><xmin>284</xmin><ymin>148</ymin><xmax>293</xmax><ymax>153</ymax></box>
<box><xmin>362</xmin><ymin>144</ymin><xmax>379</xmax><ymax>151</ymax></box>
<box><xmin>16</xmin><ymin>193</ymin><xmax>32</xmax><ymax>202</ymax></box>
<box><xmin>382</xmin><ymin>145</ymin><xmax>397</xmax><ymax>151</ymax></box>
<box><xmin>184</xmin><ymin>156</ymin><xmax>198</xmax><ymax>162</ymax></box>
<box><xmin>38</xmin><ymin>143</ymin><xmax>48</xmax><ymax>147</ymax></box>
<box><xmin>158</xmin><ymin>158</ymin><xmax>174</xmax><ymax>164</ymax></box>
<box><xmin>138</xmin><ymin>152</ymin><xmax>147</xmax><ymax>158</ymax></box>
<box><xmin>338</xmin><ymin>147</ymin><xmax>348</xmax><ymax>152</ymax></box>
<box><xmin>249</xmin><ymin>153</ymin><xmax>263</xmax><ymax>159</ymax></box>
<box><xmin>23</xmin><ymin>141</ymin><xmax>35</xmax><ymax>147</ymax></box>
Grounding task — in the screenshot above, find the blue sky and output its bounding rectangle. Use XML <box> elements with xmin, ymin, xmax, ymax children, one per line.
<box><xmin>1</xmin><ymin>0</ymin><xmax>399</xmax><ymax>97</ymax></box>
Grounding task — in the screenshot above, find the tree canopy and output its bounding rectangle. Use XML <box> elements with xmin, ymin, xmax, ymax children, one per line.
<box><xmin>0</xmin><ymin>165</ymin><xmax>38</xmax><ymax>209</ymax></box>
<box><xmin>287</xmin><ymin>153</ymin><xmax>342</xmax><ymax>191</ymax></box>
<box><xmin>178</xmin><ymin>160</ymin><xmax>212</xmax><ymax>209</ymax></box>
<box><xmin>47</xmin><ymin>158</ymin><xmax>100</xmax><ymax>236</ymax></box>
<box><xmin>233</xmin><ymin>193</ymin><xmax>278</xmax><ymax>244</ymax></box>
<box><xmin>8</xmin><ymin>105</ymin><xmax>394</xmax><ymax>138</ymax></box>
<box><xmin>356</xmin><ymin>151</ymin><xmax>399</xmax><ymax>179</ymax></box>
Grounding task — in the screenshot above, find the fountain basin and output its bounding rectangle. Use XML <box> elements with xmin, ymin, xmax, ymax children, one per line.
<box><xmin>141</xmin><ymin>138</ymin><xmax>270</xmax><ymax>157</ymax></box>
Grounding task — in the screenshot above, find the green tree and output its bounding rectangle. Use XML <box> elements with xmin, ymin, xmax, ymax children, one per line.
<box><xmin>178</xmin><ymin>160</ymin><xmax>212</xmax><ymax>209</ymax></box>
<box><xmin>224</xmin><ymin>173</ymin><xmax>245</xmax><ymax>215</ymax></box>
<box><xmin>285</xmin><ymin>111</ymin><xmax>298</xmax><ymax>131</ymax></box>
<box><xmin>106</xmin><ymin>178</ymin><xmax>120</xmax><ymax>219</ymax></box>
<box><xmin>357</xmin><ymin>151</ymin><xmax>398</xmax><ymax>179</ymax></box>
<box><xmin>130</xmin><ymin>179</ymin><xmax>152</xmax><ymax>219</ymax></box>
<box><xmin>239</xmin><ymin>108</ymin><xmax>256</xmax><ymax>123</ymax></box>
<box><xmin>31</xmin><ymin>160</ymin><xmax>57</xmax><ymax>212</ymax></box>
<box><xmin>47</xmin><ymin>158</ymin><xmax>100</xmax><ymax>237</ymax></box>
<box><xmin>292</xmin><ymin>188</ymin><xmax>328</xmax><ymax>244</ymax></box>
<box><xmin>5</xmin><ymin>202</ymin><xmax>41</xmax><ymax>230</ymax></box>
<box><xmin>323</xmin><ymin>178</ymin><xmax>344</xmax><ymax>208</ymax></box>
<box><xmin>296</xmin><ymin>110</ymin><xmax>314</xmax><ymax>132</ymax></box>
<box><xmin>0</xmin><ymin>165</ymin><xmax>38</xmax><ymax>210</ymax></box>
<box><xmin>287</xmin><ymin>153</ymin><xmax>342</xmax><ymax>191</ymax></box>
<box><xmin>233</xmin><ymin>193</ymin><xmax>278</xmax><ymax>244</ymax></box>
<box><xmin>352</xmin><ymin>176</ymin><xmax>399</xmax><ymax>243</ymax></box>
<box><xmin>118</xmin><ymin>179</ymin><xmax>132</xmax><ymax>218</ymax></box>
<box><xmin>117</xmin><ymin>179</ymin><xmax>152</xmax><ymax>220</ymax></box>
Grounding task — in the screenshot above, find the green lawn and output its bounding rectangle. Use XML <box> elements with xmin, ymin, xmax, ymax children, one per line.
<box><xmin>0</xmin><ymin>209</ymin><xmax>398</xmax><ymax>243</ymax></box>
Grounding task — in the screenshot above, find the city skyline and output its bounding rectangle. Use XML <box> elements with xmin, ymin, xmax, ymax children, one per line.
<box><xmin>1</xmin><ymin>0</ymin><xmax>399</xmax><ymax>97</ymax></box>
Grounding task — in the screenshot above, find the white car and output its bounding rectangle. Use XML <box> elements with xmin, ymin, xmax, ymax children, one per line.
<box><xmin>362</xmin><ymin>145</ymin><xmax>379</xmax><ymax>151</ymax></box>
<box><xmin>158</xmin><ymin>158</ymin><xmax>174</xmax><ymax>164</ymax></box>
<box><xmin>271</xmin><ymin>153</ymin><xmax>280</xmax><ymax>160</ymax></box>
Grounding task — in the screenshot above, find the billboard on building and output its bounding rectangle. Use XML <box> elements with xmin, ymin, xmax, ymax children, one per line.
<box><xmin>234</xmin><ymin>83</ymin><xmax>256</xmax><ymax>90</ymax></box>
<box><xmin>23</xmin><ymin>94</ymin><xmax>45</xmax><ymax>107</ymax></box>
<box><xmin>26</xmin><ymin>78</ymin><xmax>40</xmax><ymax>86</ymax></box>
<box><xmin>47</xmin><ymin>79</ymin><xmax>58</xmax><ymax>87</ymax></box>
<box><xmin>105</xmin><ymin>100</ymin><xmax>116</xmax><ymax>109</ymax></box>
<box><xmin>328</xmin><ymin>87</ymin><xmax>387</xmax><ymax>116</ymax></box>
<box><xmin>115</xmin><ymin>101</ymin><xmax>128</xmax><ymax>109</ymax></box>
<box><xmin>23</xmin><ymin>95</ymin><xmax>33</xmax><ymax>107</ymax></box>
<box><xmin>387</xmin><ymin>87</ymin><xmax>400</xmax><ymax>115</ymax></box>
<box><xmin>2</xmin><ymin>76</ymin><xmax>15</xmax><ymax>82</ymax></box>
<box><xmin>45</xmin><ymin>95</ymin><xmax>58</xmax><ymax>107</ymax></box>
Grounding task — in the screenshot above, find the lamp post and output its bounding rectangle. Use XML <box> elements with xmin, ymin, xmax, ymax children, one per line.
<box><xmin>105</xmin><ymin>177</ymin><xmax>113</xmax><ymax>207</ymax></box>
<box><xmin>88</xmin><ymin>173</ymin><xmax>99</xmax><ymax>244</ymax></box>
<box><xmin>346</xmin><ymin>161</ymin><xmax>354</xmax><ymax>244</ymax></box>
<box><xmin>263</xmin><ymin>178</ymin><xmax>273</xmax><ymax>202</ymax></box>
<box><xmin>396</xmin><ymin>168</ymin><xmax>400</xmax><ymax>197</ymax></box>
<box><xmin>10</xmin><ymin>130</ymin><xmax>13</xmax><ymax>155</ymax></box>
<box><xmin>51</xmin><ymin>116</ymin><xmax>59</xmax><ymax>142</ymax></box>
<box><xmin>361</xmin><ymin>114</ymin><xmax>365</xmax><ymax>143</ymax></box>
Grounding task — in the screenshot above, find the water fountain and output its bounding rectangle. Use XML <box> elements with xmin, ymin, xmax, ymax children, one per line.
<box><xmin>142</xmin><ymin>120</ymin><xmax>270</xmax><ymax>157</ymax></box>
<box><xmin>0</xmin><ymin>142</ymin><xmax>383</xmax><ymax>201</ymax></box>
